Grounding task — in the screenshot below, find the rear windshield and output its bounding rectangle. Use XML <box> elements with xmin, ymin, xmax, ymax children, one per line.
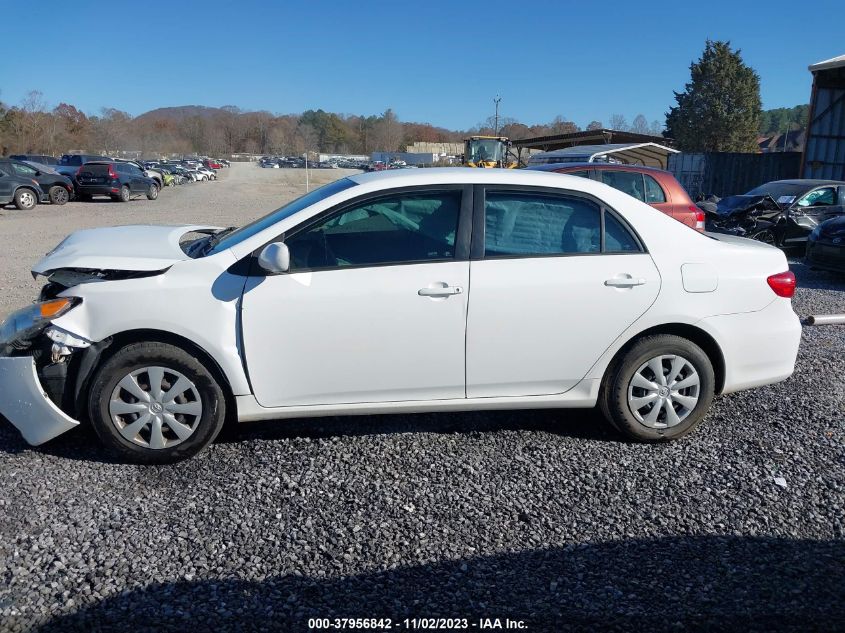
<box><xmin>77</xmin><ymin>163</ymin><xmax>111</xmax><ymax>175</ymax></box>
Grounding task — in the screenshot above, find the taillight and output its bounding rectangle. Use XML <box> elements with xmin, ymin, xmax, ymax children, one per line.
<box><xmin>691</xmin><ymin>206</ymin><xmax>705</xmax><ymax>232</ymax></box>
<box><xmin>767</xmin><ymin>271</ymin><xmax>796</xmax><ymax>298</ymax></box>
<box><xmin>75</xmin><ymin>166</ymin><xmax>83</xmax><ymax>177</ymax></box>
<box><xmin>108</xmin><ymin>164</ymin><xmax>118</xmax><ymax>179</ymax></box>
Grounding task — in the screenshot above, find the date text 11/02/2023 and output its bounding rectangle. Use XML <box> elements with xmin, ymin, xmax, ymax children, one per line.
<box><xmin>307</xmin><ymin>617</ymin><xmax>528</xmax><ymax>629</ymax></box>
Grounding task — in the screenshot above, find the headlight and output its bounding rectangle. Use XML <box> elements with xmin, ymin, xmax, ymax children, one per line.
<box><xmin>0</xmin><ymin>298</ymin><xmax>80</xmax><ymax>348</ymax></box>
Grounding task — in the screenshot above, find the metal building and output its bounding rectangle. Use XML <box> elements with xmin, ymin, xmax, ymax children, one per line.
<box><xmin>802</xmin><ymin>54</ymin><xmax>845</xmax><ymax>179</ymax></box>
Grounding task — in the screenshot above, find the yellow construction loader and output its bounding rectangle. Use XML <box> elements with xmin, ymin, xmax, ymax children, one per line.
<box><xmin>463</xmin><ymin>136</ymin><xmax>518</xmax><ymax>168</ymax></box>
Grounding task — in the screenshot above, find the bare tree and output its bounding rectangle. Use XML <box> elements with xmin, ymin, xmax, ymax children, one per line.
<box><xmin>631</xmin><ymin>114</ymin><xmax>650</xmax><ymax>134</ymax></box>
<box><xmin>609</xmin><ymin>114</ymin><xmax>629</xmax><ymax>131</ymax></box>
<box><xmin>371</xmin><ymin>109</ymin><xmax>402</xmax><ymax>151</ymax></box>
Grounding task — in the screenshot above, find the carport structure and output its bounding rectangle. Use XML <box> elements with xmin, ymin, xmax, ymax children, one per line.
<box><xmin>525</xmin><ymin>142</ymin><xmax>679</xmax><ymax>169</ymax></box>
<box><xmin>512</xmin><ymin>129</ymin><xmax>677</xmax><ymax>168</ymax></box>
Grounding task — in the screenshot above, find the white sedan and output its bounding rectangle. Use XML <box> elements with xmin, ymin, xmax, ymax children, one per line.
<box><xmin>0</xmin><ymin>169</ymin><xmax>801</xmax><ymax>462</ymax></box>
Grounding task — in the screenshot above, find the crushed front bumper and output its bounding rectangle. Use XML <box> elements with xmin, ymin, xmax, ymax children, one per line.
<box><xmin>0</xmin><ymin>356</ymin><xmax>80</xmax><ymax>445</ymax></box>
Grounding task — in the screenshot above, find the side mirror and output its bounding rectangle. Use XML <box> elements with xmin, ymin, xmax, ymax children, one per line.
<box><xmin>257</xmin><ymin>242</ymin><xmax>290</xmax><ymax>274</ymax></box>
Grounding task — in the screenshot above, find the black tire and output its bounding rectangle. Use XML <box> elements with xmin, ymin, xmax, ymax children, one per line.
<box><xmin>49</xmin><ymin>185</ymin><xmax>69</xmax><ymax>205</ymax></box>
<box><xmin>146</xmin><ymin>183</ymin><xmax>159</xmax><ymax>200</ymax></box>
<box><xmin>118</xmin><ymin>185</ymin><xmax>131</xmax><ymax>202</ymax></box>
<box><xmin>599</xmin><ymin>334</ymin><xmax>715</xmax><ymax>442</ymax></box>
<box><xmin>14</xmin><ymin>188</ymin><xmax>37</xmax><ymax>210</ymax></box>
<box><xmin>87</xmin><ymin>341</ymin><xmax>226</xmax><ymax>464</ymax></box>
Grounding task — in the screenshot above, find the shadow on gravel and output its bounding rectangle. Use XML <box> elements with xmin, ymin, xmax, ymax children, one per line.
<box><xmin>0</xmin><ymin>407</ymin><xmax>616</xmax><ymax>463</ymax></box>
<box><xmin>227</xmin><ymin>407</ymin><xmax>614</xmax><ymax>445</ymax></box>
<box><xmin>34</xmin><ymin>536</ymin><xmax>845</xmax><ymax>632</ymax></box>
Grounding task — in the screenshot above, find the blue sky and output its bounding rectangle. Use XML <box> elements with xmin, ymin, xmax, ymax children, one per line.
<box><xmin>1</xmin><ymin>0</ymin><xmax>842</xmax><ymax>130</ymax></box>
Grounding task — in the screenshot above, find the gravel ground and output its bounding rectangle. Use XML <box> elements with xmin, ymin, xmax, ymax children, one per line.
<box><xmin>0</xmin><ymin>164</ymin><xmax>843</xmax><ymax>632</ymax></box>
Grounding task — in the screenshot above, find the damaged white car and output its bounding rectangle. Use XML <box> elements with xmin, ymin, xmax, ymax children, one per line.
<box><xmin>0</xmin><ymin>169</ymin><xmax>802</xmax><ymax>463</ymax></box>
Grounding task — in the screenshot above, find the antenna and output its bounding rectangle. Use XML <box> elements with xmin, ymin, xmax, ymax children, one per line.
<box><xmin>493</xmin><ymin>95</ymin><xmax>502</xmax><ymax>135</ymax></box>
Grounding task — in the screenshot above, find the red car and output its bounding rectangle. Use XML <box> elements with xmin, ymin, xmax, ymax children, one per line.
<box><xmin>527</xmin><ymin>162</ymin><xmax>705</xmax><ymax>231</ymax></box>
<box><xmin>203</xmin><ymin>159</ymin><xmax>222</xmax><ymax>170</ymax></box>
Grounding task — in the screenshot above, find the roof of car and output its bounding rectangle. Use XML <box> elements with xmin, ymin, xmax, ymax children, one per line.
<box><xmin>764</xmin><ymin>179</ymin><xmax>845</xmax><ymax>187</ymax></box>
<box><xmin>526</xmin><ymin>162</ymin><xmax>670</xmax><ymax>174</ymax></box>
<box><xmin>348</xmin><ymin>166</ymin><xmax>587</xmax><ymax>188</ymax></box>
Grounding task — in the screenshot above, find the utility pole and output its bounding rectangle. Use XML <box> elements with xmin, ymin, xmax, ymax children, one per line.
<box><xmin>304</xmin><ymin>151</ymin><xmax>309</xmax><ymax>191</ymax></box>
<box><xmin>493</xmin><ymin>95</ymin><xmax>502</xmax><ymax>135</ymax></box>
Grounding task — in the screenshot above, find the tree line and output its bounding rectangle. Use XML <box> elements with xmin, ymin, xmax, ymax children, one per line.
<box><xmin>0</xmin><ymin>90</ymin><xmax>666</xmax><ymax>157</ymax></box>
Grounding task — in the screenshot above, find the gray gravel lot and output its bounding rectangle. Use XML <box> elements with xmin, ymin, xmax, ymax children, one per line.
<box><xmin>1</xmin><ymin>164</ymin><xmax>844</xmax><ymax>632</ymax></box>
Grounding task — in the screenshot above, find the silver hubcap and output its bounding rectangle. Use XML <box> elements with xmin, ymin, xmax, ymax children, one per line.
<box><xmin>20</xmin><ymin>192</ymin><xmax>34</xmax><ymax>206</ymax></box>
<box><xmin>627</xmin><ymin>354</ymin><xmax>700</xmax><ymax>429</ymax></box>
<box><xmin>109</xmin><ymin>366</ymin><xmax>202</xmax><ymax>449</ymax></box>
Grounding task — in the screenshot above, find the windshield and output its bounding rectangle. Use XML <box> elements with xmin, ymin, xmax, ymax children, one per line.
<box><xmin>468</xmin><ymin>139</ymin><xmax>504</xmax><ymax>163</ymax></box>
<box><xmin>744</xmin><ymin>182</ymin><xmax>811</xmax><ymax>205</ymax></box>
<box><xmin>208</xmin><ymin>177</ymin><xmax>358</xmax><ymax>254</ymax></box>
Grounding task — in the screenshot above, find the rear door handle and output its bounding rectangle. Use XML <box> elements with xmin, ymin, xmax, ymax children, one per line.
<box><xmin>418</xmin><ymin>285</ymin><xmax>463</xmax><ymax>297</ymax></box>
<box><xmin>604</xmin><ymin>276</ymin><xmax>646</xmax><ymax>288</ymax></box>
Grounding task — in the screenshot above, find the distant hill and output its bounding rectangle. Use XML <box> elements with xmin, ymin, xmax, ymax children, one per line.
<box><xmin>134</xmin><ymin>105</ymin><xmax>237</xmax><ymax>122</ymax></box>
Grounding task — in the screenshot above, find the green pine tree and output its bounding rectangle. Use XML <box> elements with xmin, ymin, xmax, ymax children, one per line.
<box><xmin>666</xmin><ymin>40</ymin><xmax>762</xmax><ymax>152</ymax></box>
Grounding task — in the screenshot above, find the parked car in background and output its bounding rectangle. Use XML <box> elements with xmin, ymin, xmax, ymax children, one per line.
<box><xmin>527</xmin><ymin>162</ymin><xmax>704</xmax><ymax>231</ymax></box>
<box><xmin>54</xmin><ymin>154</ymin><xmax>112</xmax><ymax>183</ymax></box>
<box><xmin>17</xmin><ymin>160</ymin><xmax>74</xmax><ymax>204</ymax></box>
<box><xmin>0</xmin><ymin>161</ymin><xmax>44</xmax><ymax>209</ymax></box>
<box><xmin>75</xmin><ymin>161</ymin><xmax>159</xmax><ymax>202</ymax></box>
<box><xmin>805</xmin><ymin>215</ymin><xmax>845</xmax><ymax>273</ymax></box>
<box><xmin>203</xmin><ymin>159</ymin><xmax>221</xmax><ymax>170</ymax></box>
<box><xmin>114</xmin><ymin>159</ymin><xmax>164</xmax><ymax>189</ymax></box>
<box><xmin>9</xmin><ymin>154</ymin><xmax>58</xmax><ymax>166</ymax></box>
<box><xmin>704</xmin><ymin>180</ymin><xmax>845</xmax><ymax>247</ymax></box>
<box><xmin>0</xmin><ymin>169</ymin><xmax>801</xmax><ymax>462</ymax></box>
<box><xmin>196</xmin><ymin>166</ymin><xmax>216</xmax><ymax>180</ymax></box>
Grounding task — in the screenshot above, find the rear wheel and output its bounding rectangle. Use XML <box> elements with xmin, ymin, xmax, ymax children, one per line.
<box><xmin>14</xmin><ymin>188</ymin><xmax>37</xmax><ymax>210</ymax></box>
<box><xmin>599</xmin><ymin>334</ymin><xmax>715</xmax><ymax>441</ymax></box>
<box><xmin>49</xmin><ymin>185</ymin><xmax>69</xmax><ymax>205</ymax></box>
<box><xmin>750</xmin><ymin>228</ymin><xmax>776</xmax><ymax>246</ymax></box>
<box><xmin>88</xmin><ymin>342</ymin><xmax>226</xmax><ymax>463</ymax></box>
<box><xmin>118</xmin><ymin>185</ymin><xmax>131</xmax><ymax>202</ymax></box>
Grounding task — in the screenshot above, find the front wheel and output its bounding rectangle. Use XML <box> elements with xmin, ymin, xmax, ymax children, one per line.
<box><xmin>146</xmin><ymin>183</ymin><xmax>159</xmax><ymax>200</ymax></box>
<box><xmin>87</xmin><ymin>342</ymin><xmax>226</xmax><ymax>463</ymax></box>
<box><xmin>599</xmin><ymin>334</ymin><xmax>715</xmax><ymax>441</ymax></box>
<box><xmin>14</xmin><ymin>188</ymin><xmax>37</xmax><ymax>210</ymax></box>
<box><xmin>49</xmin><ymin>186</ymin><xmax>70</xmax><ymax>205</ymax></box>
<box><xmin>750</xmin><ymin>228</ymin><xmax>776</xmax><ymax>246</ymax></box>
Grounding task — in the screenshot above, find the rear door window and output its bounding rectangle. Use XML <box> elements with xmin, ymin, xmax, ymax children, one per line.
<box><xmin>604</xmin><ymin>212</ymin><xmax>641</xmax><ymax>252</ymax></box>
<box><xmin>600</xmin><ymin>171</ymin><xmax>645</xmax><ymax>202</ymax></box>
<box><xmin>643</xmin><ymin>174</ymin><xmax>667</xmax><ymax>203</ymax></box>
<box><xmin>484</xmin><ymin>192</ymin><xmax>601</xmax><ymax>256</ymax></box>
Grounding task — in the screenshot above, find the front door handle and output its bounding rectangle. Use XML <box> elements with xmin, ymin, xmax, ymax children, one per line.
<box><xmin>604</xmin><ymin>276</ymin><xmax>646</xmax><ymax>288</ymax></box>
<box><xmin>418</xmin><ymin>284</ymin><xmax>463</xmax><ymax>297</ymax></box>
